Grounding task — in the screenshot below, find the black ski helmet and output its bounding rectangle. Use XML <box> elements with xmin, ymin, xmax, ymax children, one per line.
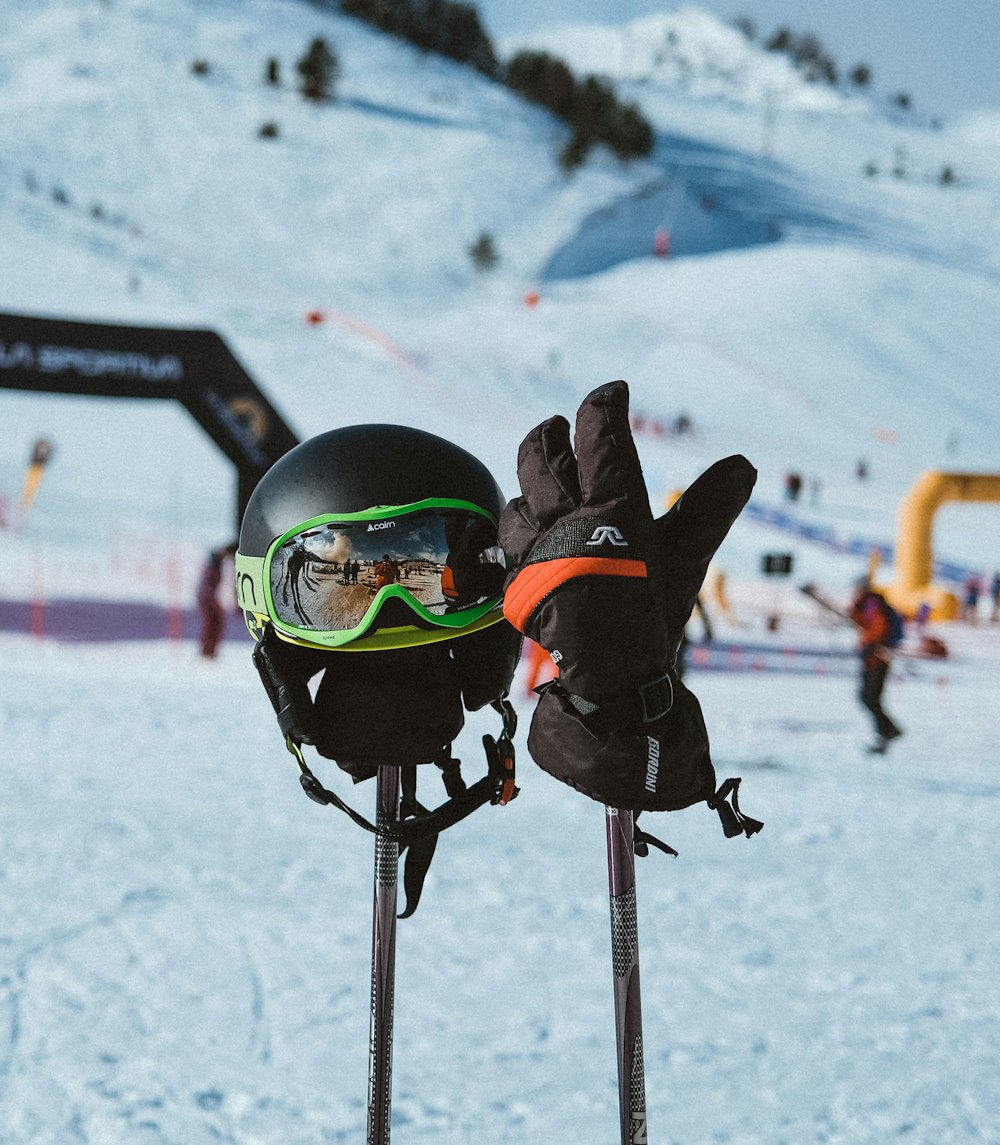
<box><xmin>237</xmin><ymin>423</ymin><xmax>509</xmax><ymax>652</ymax></box>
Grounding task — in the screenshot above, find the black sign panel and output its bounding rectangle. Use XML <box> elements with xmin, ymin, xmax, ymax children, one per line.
<box><xmin>762</xmin><ymin>552</ymin><xmax>794</xmax><ymax>576</ymax></box>
<box><xmin>0</xmin><ymin>311</ymin><xmax>299</xmax><ymax>527</ymax></box>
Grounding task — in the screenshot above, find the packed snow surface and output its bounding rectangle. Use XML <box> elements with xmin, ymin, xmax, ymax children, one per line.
<box><xmin>1</xmin><ymin>1</ymin><xmax>998</xmax><ymax>1142</ymax></box>
<box><xmin>2</xmin><ymin>633</ymin><xmax>997</xmax><ymax>1144</ymax></box>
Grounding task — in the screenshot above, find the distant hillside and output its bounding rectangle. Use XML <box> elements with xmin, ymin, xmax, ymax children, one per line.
<box><xmin>1</xmin><ymin>0</ymin><xmax>998</xmax><ymax>582</ymax></box>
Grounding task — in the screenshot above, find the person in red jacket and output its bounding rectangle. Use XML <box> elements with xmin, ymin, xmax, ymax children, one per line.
<box><xmin>198</xmin><ymin>542</ymin><xmax>237</xmax><ymax>658</ymax></box>
<box><xmin>849</xmin><ymin>580</ymin><xmax>904</xmax><ymax>754</ymax></box>
<box><xmin>373</xmin><ymin>554</ymin><xmax>399</xmax><ymax>593</ymax></box>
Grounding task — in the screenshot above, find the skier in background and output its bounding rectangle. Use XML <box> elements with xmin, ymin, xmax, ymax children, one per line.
<box><xmin>373</xmin><ymin>554</ymin><xmax>399</xmax><ymax>592</ymax></box>
<box><xmin>784</xmin><ymin>471</ymin><xmax>803</xmax><ymax>502</ymax></box>
<box><xmin>962</xmin><ymin>573</ymin><xmax>981</xmax><ymax>623</ymax></box>
<box><xmin>198</xmin><ymin>541</ymin><xmax>237</xmax><ymax>658</ymax></box>
<box><xmin>20</xmin><ymin>437</ymin><xmax>55</xmax><ymax>513</ymax></box>
<box><xmin>849</xmin><ymin>579</ymin><xmax>904</xmax><ymax>754</ymax></box>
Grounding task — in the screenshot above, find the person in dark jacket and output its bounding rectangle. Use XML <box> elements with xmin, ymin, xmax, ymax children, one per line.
<box><xmin>849</xmin><ymin>580</ymin><xmax>903</xmax><ymax>754</ymax></box>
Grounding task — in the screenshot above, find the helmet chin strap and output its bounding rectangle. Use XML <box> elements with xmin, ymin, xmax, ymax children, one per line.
<box><xmin>283</xmin><ymin>697</ymin><xmax>518</xmax><ymax>917</ymax></box>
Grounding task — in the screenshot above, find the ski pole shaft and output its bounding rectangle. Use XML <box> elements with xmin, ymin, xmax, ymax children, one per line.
<box><xmin>606</xmin><ymin>806</ymin><xmax>649</xmax><ymax>1145</ymax></box>
<box><xmin>367</xmin><ymin>766</ymin><xmax>400</xmax><ymax>1145</ymax></box>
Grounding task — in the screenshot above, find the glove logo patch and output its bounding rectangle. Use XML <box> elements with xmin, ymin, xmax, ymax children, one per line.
<box><xmin>585</xmin><ymin>525</ymin><xmax>628</xmax><ymax>547</ymax></box>
<box><xmin>644</xmin><ymin>736</ymin><xmax>661</xmax><ymax>792</ymax></box>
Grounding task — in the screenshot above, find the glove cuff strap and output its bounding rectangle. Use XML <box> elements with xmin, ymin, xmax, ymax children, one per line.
<box><xmin>536</xmin><ymin>673</ymin><xmax>674</xmax><ymax>736</ymax></box>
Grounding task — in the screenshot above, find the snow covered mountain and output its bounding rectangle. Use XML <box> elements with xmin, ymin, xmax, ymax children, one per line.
<box><xmin>2</xmin><ymin>3</ymin><xmax>999</xmax><ymax>1143</ymax></box>
<box><xmin>2</xmin><ymin>0</ymin><xmax>998</xmax><ymax>581</ymax></box>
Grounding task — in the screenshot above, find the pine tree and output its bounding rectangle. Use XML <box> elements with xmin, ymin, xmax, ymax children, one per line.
<box><xmin>559</xmin><ymin>130</ymin><xmax>592</xmax><ymax>174</ymax></box>
<box><xmin>506</xmin><ymin>50</ymin><xmax>575</xmax><ymax>120</ymax></box>
<box><xmin>468</xmin><ymin>231</ymin><xmax>498</xmax><ymax>271</ymax></box>
<box><xmin>297</xmin><ymin>37</ymin><xmax>340</xmax><ymax>103</ymax></box>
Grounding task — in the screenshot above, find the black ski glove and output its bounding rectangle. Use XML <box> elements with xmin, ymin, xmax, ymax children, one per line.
<box><xmin>499</xmin><ymin>380</ymin><xmax>757</xmax><ymax>812</ymax></box>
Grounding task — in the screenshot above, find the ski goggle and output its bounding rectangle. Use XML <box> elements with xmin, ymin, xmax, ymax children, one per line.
<box><xmin>235</xmin><ymin>498</ymin><xmax>507</xmax><ymax>651</ymax></box>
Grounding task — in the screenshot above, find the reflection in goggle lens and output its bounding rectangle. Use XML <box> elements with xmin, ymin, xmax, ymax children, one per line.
<box><xmin>269</xmin><ymin>509</ymin><xmax>504</xmax><ymax>633</ymax></box>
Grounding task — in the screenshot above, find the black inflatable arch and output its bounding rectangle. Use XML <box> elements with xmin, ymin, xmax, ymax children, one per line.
<box><xmin>0</xmin><ymin>311</ymin><xmax>299</xmax><ymax>530</ymax></box>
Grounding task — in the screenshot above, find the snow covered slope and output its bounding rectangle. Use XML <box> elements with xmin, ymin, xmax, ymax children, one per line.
<box><xmin>2</xmin><ymin>0</ymin><xmax>998</xmax><ymax>561</ymax></box>
<box><xmin>2</xmin><ymin>630</ymin><xmax>998</xmax><ymax>1145</ymax></box>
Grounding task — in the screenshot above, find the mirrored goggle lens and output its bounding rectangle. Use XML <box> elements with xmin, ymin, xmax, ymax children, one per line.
<box><xmin>268</xmin><ymin>508</ymin><xmax>505</xmax><ymax>633</ymax></box>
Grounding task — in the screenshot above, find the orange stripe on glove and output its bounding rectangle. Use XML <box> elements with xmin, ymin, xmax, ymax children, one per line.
<box><xmin>503</xmin><ymin>556</ymin><xmax>647</xmax><ymax>632</ymax></box>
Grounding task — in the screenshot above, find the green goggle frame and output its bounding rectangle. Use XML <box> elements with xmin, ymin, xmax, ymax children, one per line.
<box><xmin>236</xmin><ymin>497</ymin><xmax>506</xmax><ymax>652</ymax></box>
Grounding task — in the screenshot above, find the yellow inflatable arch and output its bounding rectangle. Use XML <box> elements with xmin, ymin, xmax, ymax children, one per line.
<box><xmin>887</xmin><ymin>471</ymin><xmax>1000</xmax><ymax>620</ymax></box>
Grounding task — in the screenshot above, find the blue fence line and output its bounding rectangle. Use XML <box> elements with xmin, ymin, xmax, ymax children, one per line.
<box><xmin>744</xmin><ymin>501</ymin><xmax>973</xmax><ymax>584</ymax></box>
<box><xmin>683</xmin><ymin>639</ymin><xmax>856</xmax><ymax>677</ymax></box>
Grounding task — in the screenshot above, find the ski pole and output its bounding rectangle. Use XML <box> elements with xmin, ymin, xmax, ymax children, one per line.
<box><xmin>368</xmin><ymin>765</ymin><xmax>400</xmax><ymax>1145</ymax></box>
<box><xmin>606</xmin><ymin>806</ymin><xmax>649</xmax><ymax>1145</ymax></box>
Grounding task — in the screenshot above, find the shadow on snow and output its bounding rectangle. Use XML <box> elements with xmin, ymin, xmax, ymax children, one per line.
<box><xmin>541</xmin><ymin>128</ymin><xmax>869</xmax><ymax>280</ymax></box>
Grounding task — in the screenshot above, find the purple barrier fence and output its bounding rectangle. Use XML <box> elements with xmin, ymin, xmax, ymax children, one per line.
<box><xmin>0</xmin><ymin>598</ymin><xmax>251</xmax><ymax>644</ymax></box>
<box><xmin>3</xmin><ymin>598</ymin><xmax>860</xmax><ymax>677</ymax></box>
